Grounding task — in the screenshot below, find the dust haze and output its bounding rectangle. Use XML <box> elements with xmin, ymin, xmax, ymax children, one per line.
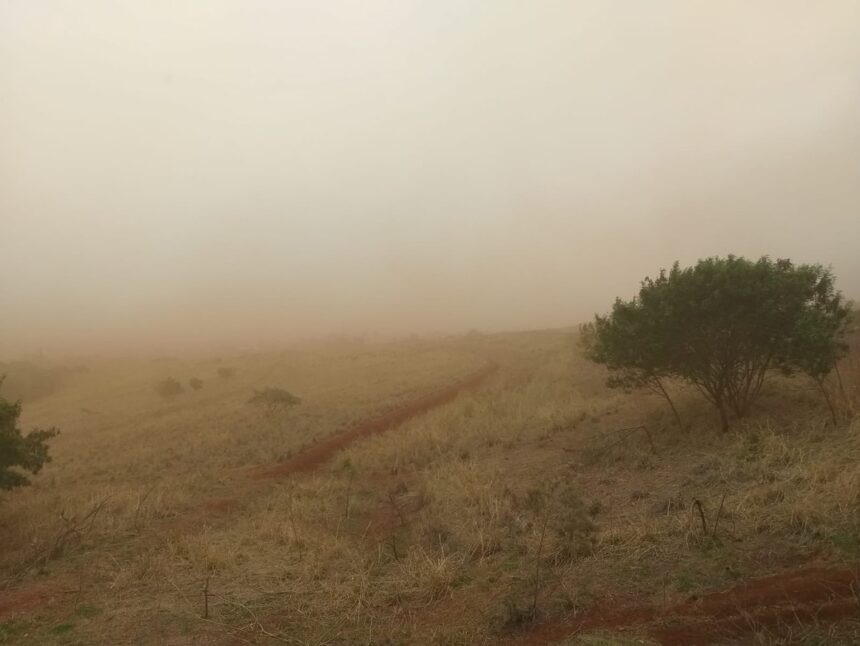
<box><xmin>2</xmin><ymin>1</ymin><xmax>859</xmax><ymax>357</ymax></box>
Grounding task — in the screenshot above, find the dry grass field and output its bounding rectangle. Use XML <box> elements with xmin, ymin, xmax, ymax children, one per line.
<box><xmin>2</xmin><ymin>329</ymin><xmax>860</xmax><ymax>645</ymax></box>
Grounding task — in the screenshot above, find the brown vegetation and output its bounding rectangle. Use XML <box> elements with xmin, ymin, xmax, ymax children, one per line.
<box><xmin>0</xmin><ymin>330</ymin><xmax>859</xmax><ymax>644</ymax></box>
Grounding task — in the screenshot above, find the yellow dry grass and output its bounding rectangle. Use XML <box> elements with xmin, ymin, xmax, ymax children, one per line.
<box><xmin>1</xmin><ymin>329</ymin><xmax>859</xmax><ymax>645</ymax></box>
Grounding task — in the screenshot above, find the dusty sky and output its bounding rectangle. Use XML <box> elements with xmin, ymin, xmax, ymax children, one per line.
<box><xmin>2</xmin><ymin>1</ymin><xmax>859</xmax><ymax>357</ymax></box>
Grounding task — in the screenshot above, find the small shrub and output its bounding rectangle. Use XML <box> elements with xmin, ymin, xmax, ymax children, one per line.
<box><xmin>217</xmin><ymin>367</ymin><xmax>236</xmax><ymax>380</ymax></box>
<box><xmin>155</xmin><ymin>377</ymin><xmax>183</xmax><ymax>399</ymax></box>
<box><xmin>247</xmin><ymin>387</ymin><xmax>302</xmax><ymax>415</ymax></box>
<box><xmin>488</xmin><ymin>479</ymin><xmax>598</xmax><ymax>626</ymax></box>
<box><xmin>188</xmin><ymin>377</ymin><xmax>203</xmax><ymax>391</ymax></box>
<box><xmin>49</xmin><ymin>623</ymin><xmax>75</xmax><ymax>635</ymax></box>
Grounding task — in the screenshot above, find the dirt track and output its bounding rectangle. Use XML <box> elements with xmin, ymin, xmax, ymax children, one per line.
<box><xmin>180</xmin><ymin>360</ymin><xmax>498</xmax><ymax>528</ymax></box>
<box><xmin>515</xmin><ymin>564</ymin><xmax>860</xmax><ymax>645</ymax></box>
<box><xmin>249</xmin><ymin>361</ymin><xmax>499</xmax><ymax>479</ymax></box>
<box><xmin>0</xmin><ymin>363</ymin><xmax>499</xmax><ymax>622</ymax></box>
<box><xmin>7</xmin><ymin>363</ymin><xmax>857</xmax><ymax>643</ymax></box>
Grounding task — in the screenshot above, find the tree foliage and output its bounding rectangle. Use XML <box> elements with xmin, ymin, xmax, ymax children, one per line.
<box><xmin>583</xmin><ymin>256</ymin><xmax>852</xmax><ymax>430</ymax></box>
<box><xmin>188</xmin><ymin>377</ymin><xmax>204</xmax><ymax>391</ymax></box>
<box><xmin>217</xmin><ymin>366</ymin><xmax>236</xmax><ymax>380</ymax></box>
<box><xmin>0</xmin><ymin>377</ymin><xmax>59</xmax><ymax>490</ymax></box>
<box><xmin>248</xmin><ymin>387</ymin><xmax>302</xmax><ymax>416</ymax></box>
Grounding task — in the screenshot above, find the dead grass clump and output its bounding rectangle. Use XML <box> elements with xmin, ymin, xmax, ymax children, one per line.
<box><xmin>727</xmin><ymin>418</ymin><xmax>860</xmax><ymax>541</ymax></box>
<box><xmin>395</xmin><ymin>546</ymin><xmax>465</xmax><ymax>603</ymax></box>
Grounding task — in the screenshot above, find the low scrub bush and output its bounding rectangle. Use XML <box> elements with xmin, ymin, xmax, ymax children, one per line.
<box><xmin>247</xmin><ymin>387</ymin><xmax>302</xmax><ymax>415</ymax></box>
<box><xmin>154</xmin><ymin>377</ymin><xmax>183</xmax><ymax>399</ymax></box>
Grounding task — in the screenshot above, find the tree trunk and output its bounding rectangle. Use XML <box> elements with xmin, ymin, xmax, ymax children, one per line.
<box><xmin>715</xmin><ymin>399</ymin><xmax>730</xmax><ymax>433</ymax></box>
<box><xmin>834</xmin><ymin>363</ymin><xmax>853</xmax><ymax>418</ymax></box>
<box><xmin>734</xmin><ymin>396</ymin><xmax>750</xmax><ymax>420</ymax></box>
<box><xmin>815</xmin><ymin>377</ymin><xmax>838</xmax><ymax>425</ymax></box>
<box><xmin>654</xmin><ymin>378</ymin><xmax>685</xmax><ymax>431</ymax></box>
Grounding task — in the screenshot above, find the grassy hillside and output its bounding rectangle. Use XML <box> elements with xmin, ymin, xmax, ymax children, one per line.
<box><xmin>1</xmin><ymin>329</ymin><xmax>859</xmax><ymax>644</ymax></box>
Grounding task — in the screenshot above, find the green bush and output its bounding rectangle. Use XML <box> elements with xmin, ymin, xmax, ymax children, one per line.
<box><xmin>0</xmin><ymin>377</ymin><xmax>59</xmax><ymax>490</ymax></box>
<box><xmin>583</xmin><ymin>256</ymin><xmax>852</xmax><ymax>430</ymax></box>
<box><xmin>216</xmin><ymin>366</ymin><xmax>236</xmax><ymax>379</ymax></box>
<box><xmin>247</xmin><ymin>387</ymin><xmax>302</xmax><ymax>415</ymax></box>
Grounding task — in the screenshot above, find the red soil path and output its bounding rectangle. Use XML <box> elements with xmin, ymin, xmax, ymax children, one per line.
<box><xmin>514</xmin><ymin>564</ymin><xmax>860</xmax><ymax>645</ymax></box>
<box><xmin>653</xmin><ymin>565</ymin><xmax>860</xmax><ymax>644</ymax></box>
<box><xmin>170</xmin><ymin>361</ymin><xmax>499</xmax><ymax>528</ymax></box>
<box><xmin>1</xmin><ymin>363</ymin><xmax>499</xmax><ymax>622</ymax></box>
<box><xmin>249</xmin><ymin>361</ymin><xmax>499</xmax><ymax>480</ymax></box>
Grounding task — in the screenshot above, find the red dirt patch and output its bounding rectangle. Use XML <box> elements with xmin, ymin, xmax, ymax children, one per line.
<box><xmin>653</xmin><ymin>565</ymin><xmax>860</xmax><ymax>644</ymax></box>
<box><xmin>0</xmin><ymin>581</ymin><xmax>68</xmax><ymax>620</ymax></box>
<box><xmin>250</xmin><ymin>361</ymin><xmax>498</xmax><ymax>480</ymax></box>
<box><xmin>169</xmin><ymin>363</ymin><xmax>498</xmax><ymax>532</ymax></box>
<box><xmin>508</xmin><ymin>596</ymin><xmax>657</xmax><ymax>645</ymax></box>
<box><xmin>512</xmin><ymin>564</ymin><xmax>860</xmax><ymax>645</ymax></box>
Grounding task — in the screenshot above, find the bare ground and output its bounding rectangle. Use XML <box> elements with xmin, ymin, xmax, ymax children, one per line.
<box><xmin>510</xmin><ymin>563</ymin><xmax>860</xmax><ymax>645</ymax></box>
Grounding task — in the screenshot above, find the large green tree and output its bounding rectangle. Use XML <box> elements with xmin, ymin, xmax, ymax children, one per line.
<box><xmin>0</xmin><ymin>377</ymin><xmax>59</xmax><ymax>490</ymax></box>
<box><xmin>583</xmin><ymin>256</ymin><xmax>852</xmax><ymax>431</ymax></box>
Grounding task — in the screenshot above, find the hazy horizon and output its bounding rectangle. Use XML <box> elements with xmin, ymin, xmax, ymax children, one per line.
<box><xmin>3</xmin><ymin>1</ymin><xmax>859</xmax><ymax>358</ymax></box>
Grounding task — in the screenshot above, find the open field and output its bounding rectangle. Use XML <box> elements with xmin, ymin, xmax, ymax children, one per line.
<box><xmin>2</xmin><ymin>329</ymin><xmax>860</xmax><ymax>645</ymax></box>
<box><xmin>5</xmin><ymin>4</ymin><xmax>860</xmax><ymax>644</ymax></box>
